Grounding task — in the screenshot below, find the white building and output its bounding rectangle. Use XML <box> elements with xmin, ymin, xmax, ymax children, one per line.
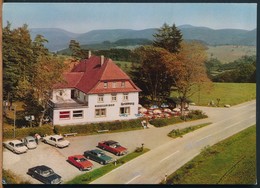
<box><xmin>48</xmin><ymin>55</ymin><xmax>141</xmax><ymax>125</ymax></box>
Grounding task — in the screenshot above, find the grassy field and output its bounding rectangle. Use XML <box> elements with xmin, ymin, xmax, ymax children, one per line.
<box><xmin>114</xmin><ymin>61</ymin><xmax>132</xmax><ymax>73</ymax></box>
<box><xmin>207</xmin><ymin>45</ymin><xmax>256</xmax><ymax>63</ymax></box>
<box><xmin>165</xmin><ymin>125</ymin><xmax>256</xmax><ymax>184</ymax></box>
<box><xmin>188</xmin><ymin>83</ymin><xmax>256</xmax><ymax>106</ymax></box>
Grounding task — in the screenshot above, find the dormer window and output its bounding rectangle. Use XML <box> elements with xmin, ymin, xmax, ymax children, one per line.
<box><xmin>112</xmin><ymin>82</ymin><xmax>117</xmax><ymax>88</ymax></box>
<box><xmin>121</xmin><ymin>81</ymin><xmax>125</xmax><ymax>88</ymax></box>
<box><xmin>104</xmin><ymin>82</ymin><xmax>108</xmax><ymax>88</ymax></box>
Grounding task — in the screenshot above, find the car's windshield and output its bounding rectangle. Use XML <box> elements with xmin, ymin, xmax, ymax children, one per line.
<box><xmin>79</xmin><ymin>158</ymin><xmax>87</xmax><ymax>162</ymax></box>
<box><xmin>57</xmin><ymin>138</ymin><xmax>64</xmax><ymax>142</ymax></box>
<box><xmin>15</xmin><ymin>143</ymin><xmax>25</xmax><ymax>147</ymax></box>
<box><xmin>41</xmin><ymin>169</ymin><xmax>54</xmax><ymax>177</ymax></box>
<box><xmin>28</xmin><ymin>140</ymin><xmax>35</xmax><ymax>143</ymax></box>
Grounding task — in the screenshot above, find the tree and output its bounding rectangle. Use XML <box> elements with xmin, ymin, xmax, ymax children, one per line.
<box><xmin>131</xmin><ymin>46</ymin><xmax>175</xmax><ymax>104</ymax></box>
<box><xmin>17</xmin><ymin>55</ymin><xmax>67</xmax><ymax>126</ymax></box>
<box><xmin>3</xmin><ymin>23</ymin><xmax>37</xmax><ymax>101</ymax></box>
<box><xmin>167</xmin><ymin>41</ymin><xmax>212</xmax><ymax>113</ymax></box>
<box><xmin>153</xmin><ymin>23</ymin><xmax>183</xmax><ymax>54</ymax></box>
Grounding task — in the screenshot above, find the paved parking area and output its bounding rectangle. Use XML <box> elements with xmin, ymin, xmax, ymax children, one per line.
<box><xmin>3</xmin><ymin>102</ymin><xmax>245</xmax><ymax>184</ymax></box>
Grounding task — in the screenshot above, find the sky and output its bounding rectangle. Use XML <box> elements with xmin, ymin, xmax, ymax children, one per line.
<box><xmin>3</xmin><ymin>3</ymin><xmax>257</xmax><ymax>33</ymax></box>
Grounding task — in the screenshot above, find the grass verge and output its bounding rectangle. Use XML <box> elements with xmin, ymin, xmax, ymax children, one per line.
<box><xmin>66</xmin><ymin>148</ymin><xmax>150</xmax><ymax>184</ymax></box>
<box><xmin>168</xmin><ymin>122</ymin><xmax>212</xmax><ymax>138</ymax></box>
<box><xmin>163</xmin><ymin>125</ymin><xmax>256</xmax><ymax>184</ymax></box>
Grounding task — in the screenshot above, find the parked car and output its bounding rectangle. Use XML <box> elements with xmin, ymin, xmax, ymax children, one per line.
<box><xmin>84</xmin><ymin>149</ymin><xmax>113</xmax><ymax>165</ymax></box>
<box><xmin>3</xmin><ymin>140</ymin><xmax>28</xmax><ymax>154</ymax></box>
<box><xmin>68</xmin><ymin>155</ymin><xmax>93</xmax><ymax>171</ymax></box>
<box><xmin>42</xmin><ymin>135</ymin><xmax>70</xmax><ymax>148</ymax></box>
<box><xmin>21</xmin><ymin>136</ymin><xmax>37</xmax><ymax>149</ymax></box>
<box><xmin>27</xmin><ymin>165</ymin><xmax>62</xmax><ymax>184</ymax></box>
<box><xmin>98</xmin><ymin>140</ymin><xmax>128</xmax><ymax>156</ymax></box>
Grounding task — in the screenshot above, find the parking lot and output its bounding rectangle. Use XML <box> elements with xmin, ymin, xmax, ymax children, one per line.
<box><xmin>3</xmin><ymin>129</ymin><xmax>156</xmax><ymax>184</ymax></box>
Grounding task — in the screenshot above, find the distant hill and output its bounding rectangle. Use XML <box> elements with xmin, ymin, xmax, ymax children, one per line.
<box><xmin>30</xmin><ymin>25</ymin><xmax>256</xmax><ymax>52</ymax></box>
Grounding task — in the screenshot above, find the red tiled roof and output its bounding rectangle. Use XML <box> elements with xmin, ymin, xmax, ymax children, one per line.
<box><xmin>55</xmin><ymin>56</ymin><xmax>141</xmax><ymax>94</ymax></box>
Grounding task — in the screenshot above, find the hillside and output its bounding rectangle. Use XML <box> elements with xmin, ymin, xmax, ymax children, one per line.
<box><xmin>30</xmin><ymin>25</ymin><xmax>256</xmax><ymax>52</ymax></box>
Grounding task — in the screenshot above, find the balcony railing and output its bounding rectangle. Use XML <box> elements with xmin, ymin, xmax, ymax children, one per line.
<box><xmin>48</xmin><ymin>99</ymin><xmax>88</xmax><ymax>109</ymax></box>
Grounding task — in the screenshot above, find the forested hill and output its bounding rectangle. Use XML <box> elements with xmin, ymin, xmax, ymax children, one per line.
<box><xmin>30</xmin><ymin>25</ymin><xmax>256</xmax><ymax>51</ymax></box>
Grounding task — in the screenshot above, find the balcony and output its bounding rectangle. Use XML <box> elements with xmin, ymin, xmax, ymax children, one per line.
<box><xmin>48</xmin><ymin>98</ymin><xmax>88</xmax><ymax>109</ymax></box>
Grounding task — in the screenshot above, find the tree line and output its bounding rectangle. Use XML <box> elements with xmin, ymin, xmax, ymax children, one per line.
<box><xmin>3</xmin><ymin>22</ymin><xmax>68</xmax><ymax>126</ymax></box>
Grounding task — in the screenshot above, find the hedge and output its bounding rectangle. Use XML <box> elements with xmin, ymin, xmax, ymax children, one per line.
<box><xmin>3</xmin><ymin>125</ymin><xmax>54</xmax><ymax>140</ymax></box>
<box><xmin>54</xmin><ymin>119</ymin><xmax>144</xmax><ymax>135</ymax></box>
<box><xmin>150</xmin><ymin>110</ymin><xmax>208</xmax><ymax>127</ymax></box>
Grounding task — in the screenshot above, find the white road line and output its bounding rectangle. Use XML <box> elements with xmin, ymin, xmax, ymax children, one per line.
<box><xmin>196</xmin><ymin>135</ymin><xmax>212</xmax><ymax>142</ymax></box>
<box><xmin>224</xmin><ymin>122</ymin><xmax>240</xmax><ymax>130</ymax></box>
<box><xmin>125</xmin><ymin>175</ymin><xmax>141</xmax><ymax>184</ymax></box>
<box><xmin>160</xmin><ymin>150</ymin><xmax>180</xmax><ymax>163</ymax></box>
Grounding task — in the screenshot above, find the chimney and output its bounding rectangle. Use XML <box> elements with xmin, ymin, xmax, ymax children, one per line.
<box><xmin>88</xmin><ymin>50</ymin><xmax>91</xmax><ymax>59</ymax></box>
<box><xmin>101</xmin><ymin>55</ymin><xmax>104</xmax><ymax>66</ymax></box>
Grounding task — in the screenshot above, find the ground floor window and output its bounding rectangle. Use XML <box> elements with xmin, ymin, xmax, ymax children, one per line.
<box><xmin>120</xmin><ymin>107</ymin><xmax>130</xmax><ymax>115</ymax></box>
<box><xmin>73</xmin><ymin>110</ymin><xmax>83</xmax><ymax>118</ymax></box>
<box><xmin>59</xmin><ymin>111</ymin><xmax>70</xmax><ymax>120</ymax></box>
<box><xmin>95</xmin><ymin>108</ymin><xmax>106</xmax><ymax>117</ymax></box>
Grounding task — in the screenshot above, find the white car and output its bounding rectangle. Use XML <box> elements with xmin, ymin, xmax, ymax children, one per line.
<box><xmin>21</xmin><ymin>136</ymin><xmax>37</xmax><ymax>149</ymax></box>
<box><xmin>4</xmin><ymin>140</ymin><xmax>28</xmax><ymax>154</ymax></box>
<box><xmin>42</xmin><ymin>135</ymin><xmax>70</xmax><ymax>148</ymax></box>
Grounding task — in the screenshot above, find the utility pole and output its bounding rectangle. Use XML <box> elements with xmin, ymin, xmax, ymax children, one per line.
<box><xmin>12</xmin><ymin>105</ymin><xmax>17</xmax><ymax>138</ymax></box>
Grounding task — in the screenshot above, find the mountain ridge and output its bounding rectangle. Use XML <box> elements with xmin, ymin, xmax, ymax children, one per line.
<box><xmin>29</xmin><ymin>25</ymin><xmax>256</xmax><ymax>51</ymax></box>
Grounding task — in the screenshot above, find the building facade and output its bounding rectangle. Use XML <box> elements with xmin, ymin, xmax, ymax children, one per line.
<box><xmin>48</xmin><ymin>55</ymin><xmax>141</xmax><ymax>125</ymax></box>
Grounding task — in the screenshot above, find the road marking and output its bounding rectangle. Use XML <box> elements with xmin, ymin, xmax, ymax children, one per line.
<box><xmin>196</xmin><ymin>135</ymin><xmax>212</xmax><ymax>142</ymax></box>
<box><xmin>125</xmin><ymin>175</ymin><xmax>141</xmax><ymax>184</ymax></box>
<box><xmin>224</xmin><ymin>122</ymin><xmax>240</xmax><ymax>130</ymax></box>
<box><xmin>160</xmin><ymin>150</ymin><xmax>180</xmax><ymax>163</ymax></box>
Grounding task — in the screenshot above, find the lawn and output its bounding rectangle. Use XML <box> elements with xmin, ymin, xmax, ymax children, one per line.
<box><xmin>164</xmin><ymin>125</ymin><xmax>256</xmax><ymax>184</ymax></box>
<box><xmin>188</xmin><ymin>82</ymin><xmax>256</xmax><ymax>106</ymax></box>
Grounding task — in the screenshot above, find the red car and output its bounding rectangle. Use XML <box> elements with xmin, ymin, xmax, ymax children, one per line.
<box><xmin>68</xmin><ymin>155</ymin><xmax>93</xmax><ymax>171</ymax></box>
<box><xmin>98</xmin><ymin>140</ymin><xmax>128</xmax><ymax>156</ymax></box>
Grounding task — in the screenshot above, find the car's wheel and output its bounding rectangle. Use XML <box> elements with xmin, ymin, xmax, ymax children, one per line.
<box><xmin>116</xmin><ymin>152</ymin><xmax>120</xmax><ymax>156</ymax></box>
<box><xmin>79</xmin><ymin>167</ymin><xmax>83</xmax><ymax>171</ymax></box>
<box><xmin>31</xmin><ymin>174</ymin><xmax>34</xmax><ymax>178</ymax></box>
<box><xmin>55</xmin><ymin>144</ymin><xmax>58</xmax><ymax>148</ymax></box>
<box><xmin>100</xmin><ymin>161</ymin><xmax>104</xmax><ymax>165</ymax></box>
<box><xmin>87</xmin><ymin>156</ymin><xmax>90</xmax><ymax>159</ymax></box>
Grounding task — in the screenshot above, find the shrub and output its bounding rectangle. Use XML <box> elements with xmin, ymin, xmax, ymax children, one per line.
<box><xmin>54</xmin><ymin>119</ymin><xmax>144</xmax><ymax>135</ymax></box>
<box><xmin>3</xmin><ymin>125</ymin><xmax>54</xmax><ymax>140</ymax></box>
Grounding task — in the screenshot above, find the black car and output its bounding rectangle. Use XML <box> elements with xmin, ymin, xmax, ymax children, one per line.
<box><xmin>27</xmin><ymin>165</ymin><xmax>62</xmax><ymax>184</ymax></box>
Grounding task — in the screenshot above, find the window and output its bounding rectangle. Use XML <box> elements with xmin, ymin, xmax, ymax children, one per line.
<box><xmin>112</xmin><ymin>82</ymin><xmax>117</xmax><ymax>88</ymax></box>
<box><xmin>120</xmin><ymin>107</ymin><xmax>130</xmax><ymax>115</ymax></box>
<box><xmin>59</xmin><ymin>111</ymin><xmax>70</xmax><ymax>120</ymax></box>
<box><xmin>123</xmin><ymin>93</ymin><xmax>128</xmax><ymax>101</ymax></box>
<box><xmin>104</xmin><ymin>82</ymin><xmax>108</xmax><ymax>88</ymax></box>
<box><xmin>111</xmin><ymin>94</ymin><xmax>117</xmax><ymax>102</ymax></box>
<box><xmin>98</xmin><ymin>95</ymin><xmax>104</xmax><ymax>103</ymax></box>
<box><xmin>121</xmin><ymin>81</ymin><xmax>125</xmax><ymax>88</ymax></box>
<box><xmin>73</xmin><ymin>110</ymin><xmax>83</xmax><ymax>118</ymax></box>
<box><xmin>95</xmin><ymin>109</ymin><xmax>106</xmax><ymax>117</ymax></box>
<box><xmin>59</xmin><ymin>90</ymin><xmax>63</xmax><ymax>96</ymax></box>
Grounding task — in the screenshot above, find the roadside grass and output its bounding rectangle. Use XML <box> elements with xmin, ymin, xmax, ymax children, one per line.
<box><xmin>164</xmin><ymin>125</ymin><xmax>256</xmax><ymax>184</ymax></box>
<box><xmin>187</xmin><ymin>83</ymin><xmax>256</xmax><ymax>106</ymax></box>
<box><xmin>168</xmin><ymin>123</ymin><xmax>212</xmax><ymax>138</ymax></box>
<box><xmin>66</xmin><ymin>148</ymin><xmax>150</xmax><ymax>184</ymax></box>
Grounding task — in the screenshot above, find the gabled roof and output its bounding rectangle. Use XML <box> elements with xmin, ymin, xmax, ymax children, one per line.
<box><xmin>54</xmin><ymin>56</ymin><xmax>141</xmax><ymax>94</ymax></box>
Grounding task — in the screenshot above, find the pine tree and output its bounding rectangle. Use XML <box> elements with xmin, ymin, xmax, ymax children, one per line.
<box><xmin>153</xmin><ymin>23</ymin><xmax>183</xmax><ymax>54</ymax></box>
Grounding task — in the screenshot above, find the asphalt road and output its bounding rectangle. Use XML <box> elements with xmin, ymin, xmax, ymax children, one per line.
<box><xmin>2</xmin><ymin>100</ymin><xmax>256</xmax><ymax>184</ymax></box>
<box><xmin>90</xmin><ymin>100</ymin><xmax>256</xmax><ymax>184</ymax></box>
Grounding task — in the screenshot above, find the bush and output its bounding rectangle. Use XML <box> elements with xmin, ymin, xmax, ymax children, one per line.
<box><xmin>54</xmin><ymin>119</ymin><xmax>144</xmax><ymax>135</ymax></box>
<box><xmin>3</xmin><ymin>125</ymin><xmax>54</xmax><ymax>140</ymax></box>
